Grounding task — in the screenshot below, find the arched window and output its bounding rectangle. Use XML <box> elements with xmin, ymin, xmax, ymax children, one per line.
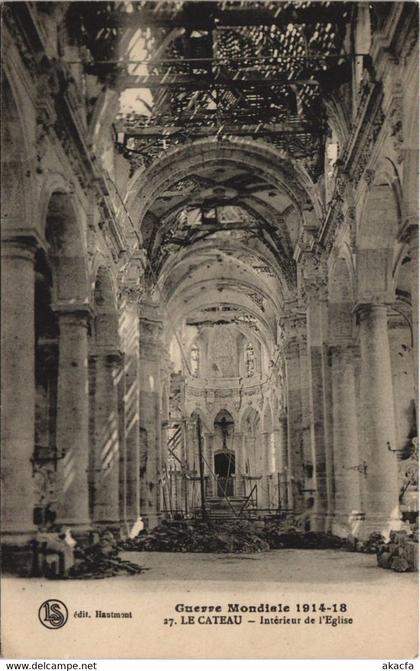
<box><xmin>245</xmin><ymin>343</ymin><xmax>255</xmax><ymax>378</ymax></box>
<box><xmin>190</xmin><ymin>343</ymin><xmax>200</xmax><ymax>376</ymax></box>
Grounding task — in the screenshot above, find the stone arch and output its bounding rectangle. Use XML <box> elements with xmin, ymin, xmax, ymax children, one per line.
<box><xmin>240</xmin><ymin>406</ymin><xmax>261</xmax><ymax>476</ymax></box>
<box><xmin>190</xmin><ymin>408</ymin><xmax>209</xmax><ymax>432</ymax></box>
<box><xmin>125</xmin><ymin>139</ymin><xmax>321</xmax><ymax>230</ymax></box>
<box><xmin>402</xmin><ymin>71</ymin><xmax>419</xmax><ymax>228</ymax></box>
<box><xmin>1</xmin><ymin>70</ymin><xmax>34</xmax><ymax>231</ymax></box>
<box><xmin>171</xmin><ymin>294</ymin><xmax>274</xmax><ymax>350</ymax></box>
<box><xmin>240</xmin><ymin>406</ymin><xmax>261</xmax><ymax>436</ymax></box>
<box><xmin>45</xmin><ymin>192</ymin><xmax>89</xmax><ymax>304</ymax></box>
<box><xmin>214</xmin><ymin>408</ymin><xmax>235</xmax><ymax>428</ymax></box>
<box><xmin>159</xmin><ymin>236</ymin><xmax>293</xmax><ymax>301</ymax></box>
<box><xmin>324</xmin><ymin>93</ymin><xmax>351</xmax><ymax>151</ymax></box>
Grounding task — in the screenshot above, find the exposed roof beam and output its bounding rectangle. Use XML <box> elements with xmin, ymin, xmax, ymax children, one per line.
<box><xmin>101</xmin><ymin>6</ymin><xmax>349</xmax><ymax>30</ymax></box>
<box><xmin>120</xmin><ymin>123</ymin><xmax>320</xmax><ymax>138</ymax></box>
<box><xmin>114</xmin><ymin>74</ymin><xmax>321</xmax><ymax>89</ymax></box>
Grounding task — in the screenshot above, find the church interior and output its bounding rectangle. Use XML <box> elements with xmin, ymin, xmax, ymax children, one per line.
<box><xmin>1</xmin><ymin>1</ymin><xmax>418</xmax><ymax>575</ymax></box>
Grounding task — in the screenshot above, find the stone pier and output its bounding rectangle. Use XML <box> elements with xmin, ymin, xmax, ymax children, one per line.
<box><xmin>357</xmin><ymin>304</ymin><xmax>401</xmax><ymax>537</ymax></box>
<box><xmin>55</xmin><ymin>306</ymin><xmax>92</xmax><ymax>531</ymax></box>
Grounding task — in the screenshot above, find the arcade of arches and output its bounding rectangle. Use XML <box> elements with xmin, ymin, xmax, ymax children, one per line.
<box><xmin>1</xmin><ymin>2</ymin><xmax>418</xmax><ymax>569</ymax></box>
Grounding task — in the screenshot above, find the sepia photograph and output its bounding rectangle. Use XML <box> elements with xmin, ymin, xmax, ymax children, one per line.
<box><xmin>0</xmin><ymin>0</ymin><xmax>418</xmax><ymax>663</ymax></box>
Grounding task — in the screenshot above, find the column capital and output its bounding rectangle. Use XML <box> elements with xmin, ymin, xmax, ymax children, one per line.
<box><xmin>1</xmin><ymin>235</ymin><xmax>40</xmax><ymax>262</ymax></box>
<box><xmin>140</xmin><ymin>315</ymin><xmax>163</xmax><ymax>343</ymax></box>
<box><xmin>52</xmin><ymin>303</ymin><xmax>94</xmax><ymax>326</ymax></box>
<box><xmin>279</xmin><ymin>307</ymin><xmax>306</xmax><ymax>349</ymax></box>
<box><xmin>353</xmin><ymin>302</ymin><xmax>389</xmax><ymax>321</ymax></box>
<box><xmin>1</xmin><ymin>230</ymin><xmax>47</xmax><ymax>257</ymax></box>
<box><xmin>90</xmin><ymin>347</ymin><xmax>123</xmax><ymax>365</ymax></box>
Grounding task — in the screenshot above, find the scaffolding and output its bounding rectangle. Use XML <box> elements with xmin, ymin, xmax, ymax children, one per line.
<box><xmin>161</xmin><ymin>417</ymin><xmax>291</xmax><ymax>521</ymax></box>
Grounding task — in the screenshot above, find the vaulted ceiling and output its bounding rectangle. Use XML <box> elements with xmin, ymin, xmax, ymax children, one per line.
<box><xmin>66</xmin><ymin>0</ymin><xmax>354</xmax><ymax>359</ymax></box>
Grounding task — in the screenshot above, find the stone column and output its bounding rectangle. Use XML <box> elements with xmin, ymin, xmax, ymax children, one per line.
<box><xmin>306</xmin><ymin>295</ymin><xmax>330</xmax><ymax>530</ymax></box>
<box><xmin>235</xmin><ymin>432</ymin><xmax>246</xmax><ymax>495</ymax></box>
<box><xmin>357</xmin><ymin>304</ymin><xmax>401</xmax><ymax>536</ymax></box>
<box><xmin>244</xmin><ymin>435</ymin><xmax>256</xmax><ymax>475</ymax></box>
<box><xmin>404</xmin><ymin>225</ymin><xmax>418</xmax><ymax>422</ymax></box>
<box><xmin>91</xmin><ymin>350</ymin><xmax>121</xmax><ymax>527</ymax></box>
<box><xmin>261</xmin><ymin>432</ymin><xmax>271</xmax><ymax>474</ymax></box>
<box><xmin>330</xmin><ymin>344</ymin><xmax>362</xmax><ymax>536</ymax></box>
<box><xmin>232</xmin><ymin>432</ymin><xmax>243</xmax><ymax>474</ymax></box>
<box><xmin>285</xmin><ymin>338</ymin><xmax>304</xmax><ymax>512</ymax></box>
<box><xmin>279</xmin><ymin>412</ymin><xmax>289</xmax><ymax>509</ymax></box>
<box><xmin>161</xmin><ymin>420</ymin><xmax>169</xmax><ymax>479</ymax></box>
<box><xmin>298</xmin><ymin>334</ymin><xmax>313</xmax><ymax>485</ymax></box>
<box><xmin>185</xmin><ymin>420</ymin><xmax>197</xmax><ymax>472</ymax></box>
<box><xmin>260</xmin><ymin>431</ymin><xmax>271</xmax><ymax>507</ymax></box>
<box><xmin>202</xmin><ymin>433</ymin><xmax>212</xmax><ymax>475</ymax></box>
<box><xmin>1</xmin><ymin>237</ymin><xmax>38</xmax><ymax>551</ymax></box>
<box><xmin>160</xmin><ymin>352</ymin><xmax>171</xmax><ymax>479</ymax></box>
<box><xmin>117</xmin><ymin>353</ymin><xmax>128</xmax><ymax>531</ymax></box>
<box><xmin>256</xmin><ymin>430</ymin><xmax>264</xmax><ymax>477</ymax></box>
<box><xmin>269</xmin><ymin>432</ymin><xmax>278</xmax><ymax>474</ymax></box>
<box><xmin>271</xmin><ymin>429</ymin><xmax>281</xmax><ymax>472</ymax></box>
<box><xmin>139</xmin><ymin>312</ymin><xmax>163</xmax><ymax>529</ymax></box>
<box><xmin>202</xmin><ymin>432</ymin><xmax>212</xmax><ymax>496</ymax></box>
<box><xmin>55</xmin><ymin>306</ymin><xmax>92</xmax><ymax>530</ymax></box>
<box><xmin>121</xmin><ymin>299</ymin><xmax>141</xmax><ymax>530</ymax></box>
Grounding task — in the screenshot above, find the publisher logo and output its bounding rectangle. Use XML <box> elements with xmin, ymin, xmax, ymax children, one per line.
<box><xmin>38</xmin><ymin>599</ymin><xmax>68</xmax><ymax>629</ymax></box>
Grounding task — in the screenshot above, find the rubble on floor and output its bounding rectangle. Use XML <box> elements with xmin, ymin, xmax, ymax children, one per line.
<box><xmin>263</xmin><ymin>524</ymin><xmax>345</xmax><ymax>550</ymax></box>
<box><xmin>120</xmin><ymin>519</ymin><xmax>346</xmax><ymax>554</ymax></box>
<box><xmin>346</xmin><ymin>525</ymin><xmax>419</xmax><ymax>573</ymax></box>
<box><xmin>376</xmin><ymin>530</ymin><xmax>419</xmax><ymax>573</ymax></box>
<box><xmin>120</xmin><ymin>519</ymin><xmax>270</xmax><ymax>553</ymax></box>
<box><xmin>33</xmin><ymin>528</ymin><xmax>145</xmax><ymax>579</ymax></box>
<box><xmin>346</xmin><ymin>531</ymin><xmax>386</xmax><ymax>554</ymax></box>
<box><xmin>69</xmin><ymin>529</ymin><xmax>145</xmax><ymax>579</ymax></box>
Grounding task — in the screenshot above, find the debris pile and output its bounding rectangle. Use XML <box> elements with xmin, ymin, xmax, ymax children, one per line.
<box><xmin>346</xmin><ymin>525</ymin><xmax>418</xmax><ymax>573</ymax></box>
<box><xmin>346</xmin><ymin>531</ymin><xmax>386</xmax><ymax>554</ymax></box>
<box><xmin>264</xmin><ymin>525</ymin><xmax>345</xmax><ymax>550</ymax></box>
<box><xmin>69</xmin><ymin>529</ymin><xmax>144</xmax><ymax>579</ymax></box>
<box><xmin>121</xmin><ymin>519</ymin><xmax>348</xmax><ymax>554</ymax></box>
<box><xmin>120</xmin><ymin>519</ymin><xmax>270</xmax><ymax>554</ymax></box>
<box><xmin>376</xmin><ymin>530</ymin><xmax>418</xmax><ymax>573</ymax></box>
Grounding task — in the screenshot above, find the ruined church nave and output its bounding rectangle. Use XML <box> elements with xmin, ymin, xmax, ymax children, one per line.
<box><xmin>1</xmin><ymin>0</ymin><xmax>418</xmax><ymax>573</ymax></box>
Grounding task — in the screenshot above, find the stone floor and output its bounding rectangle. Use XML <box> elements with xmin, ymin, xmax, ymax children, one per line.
<box><xmin>118</xmin><ymin>548</ymin><xmax>419</xmax><ymax>589</ymax></box>
<box><xmin>2</xmin><ymin>549</ymin><xmax>418</xmax><ymax>659</ymax></box>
